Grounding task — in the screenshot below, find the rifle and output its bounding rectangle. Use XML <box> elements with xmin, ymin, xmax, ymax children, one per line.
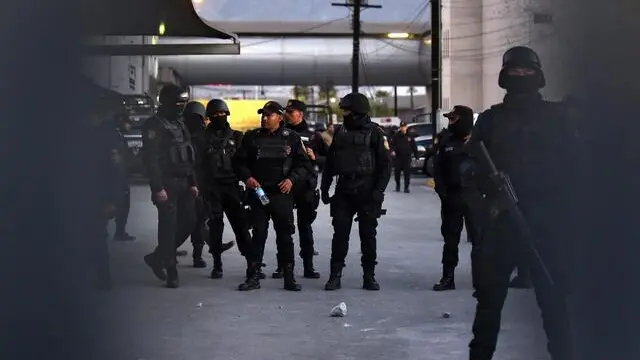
<box><xmin>475</xmin><ymin>141</ymin><xmax>555</xmax><ymax>287</ymax></box>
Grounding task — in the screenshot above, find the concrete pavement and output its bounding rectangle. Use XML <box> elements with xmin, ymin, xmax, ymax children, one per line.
<box><xmin>103</xmin><ymin>176</ymin><xmax>549</xmax><ymax>360</ymax></box>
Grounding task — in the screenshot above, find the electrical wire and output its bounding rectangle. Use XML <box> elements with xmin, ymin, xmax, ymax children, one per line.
<box><xmin>240</xmin><ymin>16</ymin><xmax>351</xmax><ymax>48</ymax></box>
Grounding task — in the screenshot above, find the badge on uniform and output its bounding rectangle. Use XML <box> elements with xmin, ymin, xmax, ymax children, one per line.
<box><xmin>285</xmin><ymin>146</ymin><xmax>291</xmax><ymax>155</ymax></box>
<box><xmin>229</xmin><ymin>140</ymin><xmax>235</xmax><ymax>145</ymax></box>
<box><xmin>147</xmin><ymin>129</ymin><xmax>156</xmax><ymax>139</ymax></box>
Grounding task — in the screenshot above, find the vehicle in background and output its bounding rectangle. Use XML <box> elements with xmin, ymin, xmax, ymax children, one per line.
<box><xmin>121</xmin><ymin>95</ymin><xmax>155</xmax><ymax>177</ymax></box>
<box><xmin>371</xmin><ymin>116</ymin><xmax>402</xmax><ymax>128</ymax></box>
<box><xmin>304</xmin><ymin>104</ymin><xmax>333</xmax><ymax>131</ymax></box>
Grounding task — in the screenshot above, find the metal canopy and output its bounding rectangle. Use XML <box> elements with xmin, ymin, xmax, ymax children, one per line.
<box><xmin>83</xmin><ymin>0</ymin><xmax>237</xmax><ymax>40</ymax></box>
<box><xmin>85</xmin><ymin>43</ymin><xmax>240</xmax><ymax>56</ymax></box>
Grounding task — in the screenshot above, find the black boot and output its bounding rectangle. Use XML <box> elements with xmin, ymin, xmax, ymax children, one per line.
<box><xmin>362</xmin><ymin>263</ymin><xmax>380</xmax><ymax>290</ymax></box>
<box><xmin>238</xmin><ymin>262</ymin><xmax>262</xmax><ymax>291</ymax></box>
<box><xmin>272</xmin><ymin>266</ymin><xmax>284</xmax><ymax>279</ymax></box>
<box><xmin>404</xmin><ymin>187</ymin><xmax>410</xmax><ymax>193</ymax></box>
<box><xmin>144</xmin><ymin>252</ymin><xmax>167</xmax><ymax>281</ymax></box>
<box><xmin>395</xmin><ymin>184</ymin><xmax>400</xmax><ymax>192</ymax></box>
<box><xmin>165</xmin><ymin>266</ymin><xmax>179</xmax><ymax>288</ymax></box>
<box><xmin>257</xmin><ymin>263</ymin><xmax>266</xmax><ymax>279</ymax></box>
<box><xmin>303</xmin><ymin>257</ymin><xmax>320</xmax><ymax>279</ymax></box>
<box><xmin>210</xmin><ymin>255</ymin><xmax>223</xmax><ymax>279</ymax></box>
<box><xmin>432</xmin><ymin>267</ymin><xmax>455</xmax><ymax>291</ymax></box>
<box><xmin>324</xmin><ymin>263</ymin><xmax>343</xmax><ymax>290</ymax></box>
<box><xmin>283</xmin><ymin>263</ymin><xmax>301</xmax><ymax>291</ymax></box>
<box><xmin>192</xmin><ymin>245</ymin><xmax>207</xmax><ymax>268</ymax></box>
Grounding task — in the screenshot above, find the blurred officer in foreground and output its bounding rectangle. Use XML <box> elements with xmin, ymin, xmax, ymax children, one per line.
<box><xmin>265</xmin><ymin>99</ymin><xmax>326</xmax><ymax>279</ymax></box>
<box><xmin>233</xmin><ymin>101</ymin><xmax>312</xmax><ymax>291</ymax></box>
<box><xmin>391</xmin><ymin>121</ymin><xmax>419</xmax><ymax>193</ymax></box>
<box><xmin>141</xmin><ymin>84</ymin><xmax>198</xmax><ymax>288</ymax></box>
<box><xmin>92</xmin><ymin>106</ymin><xmax>124</xmax><ymax>290</ymax></box>
<box><xmin>321</xmin><ymin>93</ymin><xmax>391</xmax><ymax>291</ymax></box>
<box><xmin>179</xmin><ymin>101</ymin><xmax>211</xmax><ymax>268</ymax></box>
<box><xmin>113</xmin><ymin>113</ymin><xmax>136</xmax><ymax>241</ymax></box>
<box><xmin>200</xmin><ymin>99</ymin><xmax>251</xmax><ymax>280</ymax></box>
<box><xmin>467</xmin><ymin>46</ymin><xmax>574</xmax><ymax>359</ymax></box>
<box><xmin>432</xmin><ymin>105</ymin><xmax>479</xmax><ymax>292</ymax></box>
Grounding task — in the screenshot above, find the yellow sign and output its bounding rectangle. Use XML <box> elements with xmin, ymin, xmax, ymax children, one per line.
<box><xmin>195</xmin><ymin>99</ymin><xmax>264</xmax><ymax>132</ymax></box>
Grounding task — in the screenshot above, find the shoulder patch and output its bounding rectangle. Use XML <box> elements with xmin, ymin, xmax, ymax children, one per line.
<box><xmin>282</xmin><ymin>128</ymin><xmax>290</xmax><ymax>136</ymax></box>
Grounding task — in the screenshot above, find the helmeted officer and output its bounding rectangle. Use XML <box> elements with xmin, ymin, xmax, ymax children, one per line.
<box><xmin>467</xmin><ymin>46</ymin><xmax>574</xmax><ymax>359</ymax></box>
<box><xmin>320</xmin><ymin>92</ymin><xmax>392</xmax><ymax>291</ymax></box>
<box><xmin>431</xmin><ymin>105</ymin><xmax>480</xmax><ymax>292</ymax></box>
<box><xmin>178</xmin><ymin>101</ymin><xmax>211</xmax><ymax>268</ymax></box>
<box><xmin>266</xmin><ymin>99</ymin><xmax>325</xmax><ymax>279</ymax></box>
<box><xmin>141</xmin><ymin>84</ymin><xmax>198</xmax><ymax>288</ymax></box>
<box><xmin>200</xmin><ymin>98</ymin><xmax>254</xmax><ymax>281</ymax></box>
<box><xmin>233</xmin><ymin>101</ymin><xmax>312</xmax><ymax>291</ymax></box>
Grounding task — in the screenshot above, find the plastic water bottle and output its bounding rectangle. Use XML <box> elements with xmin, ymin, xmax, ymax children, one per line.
<box><xmin>255</xmin><ymin>187</ymin><xmax>270</xmax><ymax>206</ymax></box>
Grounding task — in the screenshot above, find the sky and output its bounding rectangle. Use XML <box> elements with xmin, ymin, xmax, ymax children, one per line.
<box><xmin>195</xmin><ymin>0</ymin><xmax>430</xmax><ymax>24</ymax></box>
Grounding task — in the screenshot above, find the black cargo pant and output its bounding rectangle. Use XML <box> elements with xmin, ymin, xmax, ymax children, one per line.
<box><xmin>394</xmin><ymin>156</ymin><xmax>411</xmax><ymax>189</ymax></box>
<box><xmin>175</xmin><ymin>196</ymin><xmax>209</xmax><ymax>257</ymax></box>
<box><xmin>293</xmin><ymin>188</ymin><xmax>319</xmax><ymax>260</ymax></box>
<box><xmin>206</xmin><ymin>182</ymin><xmax>255</xmax><ymax>261</ymax></box>
<box><xmin>439</xmin><ymin>189</ymin><xmax>479</xmax><ymax>269</ymax></box>
<box><xmin>152</xmin><ymin>178</ymin><xmax>197</xmax><ymax>266</ymax></box>
<box><xmin>329</xmin><ymin>189</ymin><xmax>382</xmax><ymax>267</ymax></box>
<box><xmin>114</xmin><ymin>185</ymin><xmax>130</xmax><ymax>236</ymax></box>
<box><xmin>469</xmin><ymin>216</ymin><xmax>572</xmax><ymax>360</ymax></box>
<box><xmin>251</xmin><ymin>189</ymin><xmax>296</xmax><ymax>267</ymax></box>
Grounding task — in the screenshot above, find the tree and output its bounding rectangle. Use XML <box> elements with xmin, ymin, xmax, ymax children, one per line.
<box><xmin>318</xmin><ymin>83</ymin><xmax>338</xmax><ymax>103</ymax></box>
<box><xmin>292</xmin><ymin>85</ymin><xmax>311</xmax><ymax>102</ymax></box>
<box><xmin>375</xmin><ymin>90</ymin><xmax>390</xmax><ymax>99</ymax></box>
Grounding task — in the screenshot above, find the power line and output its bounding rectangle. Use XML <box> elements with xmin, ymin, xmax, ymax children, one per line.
<box><xmin>332</xmin><ymin>0</ymin><xmax>382</xmax><ymax>93</ymax></box>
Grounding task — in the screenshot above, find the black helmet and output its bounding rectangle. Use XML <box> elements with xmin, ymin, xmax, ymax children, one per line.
<box><xmin>498</xmin><ymin>46</ymin><xmax>546</xmax><ymax>89</ymax></box>
<box><xmin>158</xmin><ymin>84</ymin><xmax>189</xmax><ymax>106</ymax></box>
<box><xmin>184</xmin><ymin>101</ymin><xmax>206</xmax><ymax>119</ymax></box>
<box><xmin>206</xmin><ymin>99</ymin><xmax>230</xmax><ymax>116</ymax></box>
<box><xmin>339</xmin><ymin>92</ymin><xmax>370</xmax><ymax>114</ymax></box>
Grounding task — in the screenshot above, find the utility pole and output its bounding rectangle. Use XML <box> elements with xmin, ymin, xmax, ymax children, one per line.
<box><xmin>332</xmin><ymin>0</ymin><xmax>381</xmax><ymax>93</ymax></box>
<box><xmin>430</xmin><ymin>0</ymin><xmax>442</xmax><ymax>135</ymax></box>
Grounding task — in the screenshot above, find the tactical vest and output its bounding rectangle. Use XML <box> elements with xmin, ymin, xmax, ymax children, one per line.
<box><xmin>332</xmin><ymin>125</ymin><xmax>375</xmax><ymax>176</ymax></box>
<box><xmin>435</xmin><ymin>132</ymin><xmax>468</xmax><ymax>187</ymax></box>
<box><xmin>158</xmin><ymin>117</ymin><xmax>196</xmax><ymax>173</ymax></box>
<box><xmin>252</xmin><ymin>128</ymin><xmax>293</xmax><ymax>178</ymax></box>
<box><xmin>205</xmin><ymin>128</ymin><xmax>238</xmax><ymax>179</ymax></box>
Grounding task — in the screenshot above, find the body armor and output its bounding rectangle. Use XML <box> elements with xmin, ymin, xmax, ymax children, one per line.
<box><xmin>158</xmin><ymin>117</ymin><xmax>196</xmax><ymax>174</ymax></box>
<box><xmin>251</xmin><ymin>128</ymin><xmax>293</xmax><ymax>184</ymax></box>
<box><xmin>205</xmin><ymin>127</ymin><xmax>238</xmax><ymax>180</ymax></box>
<box><xmin>435</xmin><ymin>132</ymin><xmax>467</xmax><ymax>187</ymax></box>
<box><xmin>332</xmin><ymin>126</ymin><xmax>375</xmax><ymax>176</ymax></box>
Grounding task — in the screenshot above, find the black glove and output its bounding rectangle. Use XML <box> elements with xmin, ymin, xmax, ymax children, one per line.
<box><xmin>321</xmin><ymin>189</ymin><xmax>331</xmax><ymax>204</ymax></box>
<box><xmin>371</xmin><ymin>190</ymin><xmax>384</xmax><ymax>203</ymax></box>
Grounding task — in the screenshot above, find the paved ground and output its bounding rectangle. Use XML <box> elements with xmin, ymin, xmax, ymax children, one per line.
<box><xmin>103</xmin><ymin>176</ymin><xmax>549</xmax><ymax>360</ymax></box>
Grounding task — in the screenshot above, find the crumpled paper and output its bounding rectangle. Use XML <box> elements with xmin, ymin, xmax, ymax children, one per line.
<box><xmin>330</xmin><ymin>302</ymin><xmax>347</xmax><ymax>317</ymax></box>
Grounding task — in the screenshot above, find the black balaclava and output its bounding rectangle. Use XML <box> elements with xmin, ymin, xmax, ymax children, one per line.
<box><xmin>158</xmin><ymin>84</ymin><xmax>189</xmax><ymax>119</ymax></box>
<box><xmin>448</xmin><ymin>115</ymin><xmax>473</xmax><ymax>140</ymax></box>
<box><xmin>209</xmin><ymin>115</ymin><xmax>229</xmax><ymax>131</ymax></box>
<box><xmin>343</xmin><ymin>113</ymin><xmax>368</xmax><ymax>130</ymax></box>
<box><xmin>503</xmin><ymin>74</ymin><xmax>541</xmax><ymax>94</ymax></box>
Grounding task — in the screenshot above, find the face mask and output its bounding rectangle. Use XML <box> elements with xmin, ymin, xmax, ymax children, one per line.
<box><xmin>504</xmin><ymin>75</ymin><xmax>540</xmax><ymax>94</ymax></box>
<box><xmin>209</xmin><ymin>115</ymin><xmax>228</xmax><ymax>130</ymax></box>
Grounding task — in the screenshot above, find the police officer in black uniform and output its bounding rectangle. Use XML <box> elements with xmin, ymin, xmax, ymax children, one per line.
<box><xmin>391</xmin><ymin>121</ymin><xmax>419</xmax><ymax>193</ymax></box>
<box><xmin>431</xmin><ymin>105</ymin><xmax>479</xmax><ymax>292</ymax></box>
<box><xmin>321</xmin><ymin>93</ymin><xmax>392</xmax><ymax>291</ymax></box>
<box><xmin>467</xmin><ymin>46</ymin><xmax>574</xmax><ymax>359</ymax></box>
<box><xmin>266</xmin><ymin>99</ymin><xmax>325</xmax><ymax>279</ymax></box>
<box><xmin>179</xmin><ymin>101</ymin><xmax>212</xmax><ymax>268</ymax></box>
<box><xmin>141</xmin><ymin>84</ymin><xmax>198</xmax><ymax>288</ymax></box>
<box><xmin>200</xmin><ymin>99</ymin><xmax>254</xmax><ymax>281</ymax></box>
<box><xmin>233</xmin><ymin>101</ymin><xmax>312</xmax><ymax>291</ymax></box>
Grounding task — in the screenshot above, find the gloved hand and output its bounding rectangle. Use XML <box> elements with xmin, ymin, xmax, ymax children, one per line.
<box><xmin>321</xmin><ymin>189</ymin><xmax>331</xmax><ymax>204</ymax></box>
<box><xmin>371</xmin><ymin>190</ymin><xmax>384</xmax><ymax>203</ymax></box>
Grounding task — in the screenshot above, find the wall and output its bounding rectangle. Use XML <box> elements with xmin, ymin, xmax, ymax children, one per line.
<box><xmin>81</xmin><ymin>36</ymin><xmax>158</xmax><ymax>95</ymax></box>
